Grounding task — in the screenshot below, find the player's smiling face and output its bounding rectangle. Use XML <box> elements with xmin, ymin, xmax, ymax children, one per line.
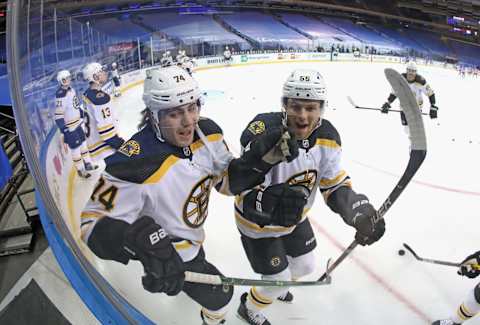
<box><xmin>159</xmin><ymin>102</ymin><xmax>200</xmax><ymax>147</ymax></box>
<box><xmin>285</xmin><ymin>98</ymin><xmax>322</xmax><ymax>139</ymax></box>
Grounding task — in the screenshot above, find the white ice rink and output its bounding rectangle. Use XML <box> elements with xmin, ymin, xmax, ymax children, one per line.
<box><xmin>78</xmin><ymin>61</ymin><xmax>480</xmax><ymax>325</ymax></box>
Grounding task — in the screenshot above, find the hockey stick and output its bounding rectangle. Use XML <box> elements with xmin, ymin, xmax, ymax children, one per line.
<box><xmin>346</xmin><ymin>96</ymin><xmax>429</xmax><ymax>116</ymax></box>
<box><xmin>318</xmin><ymin>69</ymin><xmax>427</xmax><ymax>281</ymax></box>
<box><xmin>185</xmin><ymin>271</ymin><xmax>332</xmax><ymax>287</ymax></box>
<box><xmin>402</xmin><ymin>243</ymin><xmax>480</xmax><ymax>270</ymax></box>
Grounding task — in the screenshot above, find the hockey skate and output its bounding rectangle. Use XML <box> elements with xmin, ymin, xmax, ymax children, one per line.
<box><xmin>84</xmin><ymin>162</ymin><xmax>99</xmax><ymax>172</ymax></box>
<box><xmin>277</xmin><ymin>291</ymin><xmax>293</xmax><ymax>303</ymax></box>
<box><xmin>200</xmin><ymin>310</ymin><xmax>225</xmax><ymax>325</ymax></box>
<box><xmin>77</xmin><ymin>169</ymin><xmax>91</xmax><ymax>179</ymax></box>
<box><xmin>432</xmin><ymin>320</ymin><xmax>460</xmax><ymax>325</ymax></box>
<box><xmin>237</xmin><ymin>293</ymin><xmax>271</xmax><ymax>325</ymax></box>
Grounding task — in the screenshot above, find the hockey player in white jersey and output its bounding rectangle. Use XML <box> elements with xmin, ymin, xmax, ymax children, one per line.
<box><xmin>176</xmin><ymin>49</ymin><xmax>186</xmax><ymax>64</ymax></box>
<box><xmin>177</xmin><ymin>50</ymin><xmax>195</xmax><ymax>75</ymax></box>
<box><xmin>54</xmin><ymin>70</ymin><xmax>97</xmax><ymax>178</ymax></box>
<box><xmin>110</xmin><ymin>62</ymin><xmax>121</xmax><ymax>97</ymax></box>
<box><xmin>80</xmin><ymin>66</ymin><xmax>298</xmax><ymax>325</ymax></box>
<box><xmin>432</xmin><ymin>251</ymin><xmax>480</xmax><ymax>325</ymax></box>
<box><xmin>82</xmin><ymin>62</ymin><xmax>125</xmax><ymax>162</ymax></box>
<box><xmin>161</xmin><ymin>50</ymin><xmax>174</xmax><ymax>67</ymax></box>
<box><xmin>234</xmin><ymin>69</ymin><xmax>385</xmax><ymax>325</ymax></box>
<box><xmin>381</xmin><ymin>62</ymin><xmax>439</xmax><ymax>124</ymax></box>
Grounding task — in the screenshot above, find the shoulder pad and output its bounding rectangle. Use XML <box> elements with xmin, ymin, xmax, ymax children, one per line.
<box><xmin>84</xmin><ymin>88</ymin><xmax>110</xmax><ymax>105</ymax></box>
<box><xmin>312</xmin><ymin>119</ymin><xmax>341</xmax><ymax>147</ymax></box>
<box><xmin>415</xmin><ymin>74</ymin><xmax>426</xmax><ymax>85</ymax></box>
<box><xmin>197</xmin><ymin>117</ymin><xmax>223</xmax><ymax>137</ymax></box>
<box><xmin>240</xmin><ymin>112</ymin><xmax>283</xmax><ymax>147</ymax></box>
<box><xmin>55</xmin><ymin>87</ymin><xmax>68</xmax><ymax>99</ymax></box>
<box><xmin>105</xmin><ymin>126</ymin><xmax>177</xmax><ymax>183</ymax></box>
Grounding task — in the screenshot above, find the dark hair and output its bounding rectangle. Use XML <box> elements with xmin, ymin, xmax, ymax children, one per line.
<box><xmin>138</xmin><ymin>108</ymin><xmax>152</xmax><ymax>130</ymax></box>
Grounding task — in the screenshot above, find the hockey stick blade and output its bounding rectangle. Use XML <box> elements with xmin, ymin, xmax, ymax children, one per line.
<box><xmin>402</xmin><ymin>243</ymin><xmax>480</xmax><ymax>270</ymax></box>
<box><xmin>347</xmin><ymin>96</ymin><xmax>428</xmax><ymax>115</ymax></box>
<box><xmin>185</xmin><ymin>271</ymin><xmax>332</xmax><ymax>287</ymax></box>
<box><xmin>318</xmin><ymin>69</ymin><xmax>427</xmax><ymax>281</ymax></box>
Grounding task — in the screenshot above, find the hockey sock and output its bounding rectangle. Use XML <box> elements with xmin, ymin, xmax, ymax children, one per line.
<box><xmin>201</xmin><ymin>305</ymin><xmax>228</xmax><ymax>325</ymax></box>
<box><xmin>245</xmin><ymin>268</ymin><xmax>291</xmax><ymax>313</ymax></box>
<box><xmin>451</xmin><ymin>284</ymin><xmax>480</xmax><ymax>323</ymax></box>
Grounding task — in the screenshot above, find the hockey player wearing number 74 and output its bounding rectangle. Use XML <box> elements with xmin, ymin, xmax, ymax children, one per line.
<box><xmin>234</xmin><ymin>69</ymin><xmax>386</xmax><ymax>325</ymax></box>
<box><xmin>79</xmin><ymin>65</ymin><xmax>299</xmax><ymax>325</ymax></box>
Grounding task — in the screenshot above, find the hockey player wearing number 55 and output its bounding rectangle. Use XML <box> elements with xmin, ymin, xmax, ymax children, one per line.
<box><xmin>82</xmin><ymin>62</ymin><xmax>125</xmax><ymax>162</ymax></box>
<box><xmin>80</xmin><ymin>65</ymin><xmax>298</xmax><ymax>325</ymax></box>
<box><xmin>54</xmin><ymin>70</ymin><xmax>97</xmax><ymax>178</ymax></box>
<box><xmin>432</xmin><ymin>251</ymin><xmax>480</xmax><ymax>325</ymax></box>
<box><xmin>234</xmin><ymin>69</ymin><xmax>386</xmax><ymax>325</ymax></box>
<box><xmin>381</xmin><ymin>62</ymin><xmax>439</xmax><ymax>124</ymax></box>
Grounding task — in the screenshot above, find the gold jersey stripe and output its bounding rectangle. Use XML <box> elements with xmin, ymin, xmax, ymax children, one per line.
<box><xmin>66</xmin><ymin>118</ymin><xmax>80</xmax><ymax>127</ymax></box>
<box><xmin>90</xmin><ymin>146</ymin><xmax>112</xmax><ymax>158</ymax></box>
<box><xmin>80</xmin><ymin>212</ymin><xmax>103</xmax><ymax>219</ymax></box>
<box><xmin>234</xmin><ymin>208</ymin><xmax>309</xmax><ymax>232</ymax></box>
<box><xmin>316</xmin><ymin>138</ymin><xmax>340</xmax><ymax>149</ymax></box>
<box><xmin>173</xmin><ymin>240</ymin><xmax>192</xmax><ymax>250</ymax></box>
<box><xmin>144</xmin><ymin>155</ymin><xmax>180</xmax><ymax>184</ymax></box>
<box><xmin>190</xmin><ymin>133</ymin><xmax>222</xmax><ymax>152</ymax></box>
<box><xmin>142</xmin><ymin>134</ymin><xmax>221</xmax><ymax>184</ymax></box>
<box><xmin>319</xmin><ymin>170</ymin><xmax>347</xmax><ymax>187</ymax></box>
<box><xmin>98</xmin><ymin>123</ymin><xmax>114</xmax><ymax>132</ymax></box>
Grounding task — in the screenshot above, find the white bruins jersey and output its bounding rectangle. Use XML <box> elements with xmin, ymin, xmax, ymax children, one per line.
<box><xmin>111</xmin><ymin>69</ymin><xmax>119</xmax><ymax>79</ymax></box>
<box><xmin>395</xmin><ymin>73</ymin><xmax>434</xmax><ymax>109</ymax></box>
<box><xmin>83</xmin><ymin>88</ymin><xmax>119</xmax><ymax>160</ymax></box>
<box><xmin>235</xmin><ymin>113</ymin><xmax>351</xmax><ymax>239</ymax></box>
<box><xmin>81</xmin><ymin>118</ymin><xmax>233</xmax><ymax>262</ymax></box>
<box><xmin>55</xmin><ymin>86</ymin><xmax>83</xmax><ymax>131</ymax></box>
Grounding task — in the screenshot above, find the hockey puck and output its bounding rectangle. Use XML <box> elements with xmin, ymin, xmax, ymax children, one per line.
<box><xmin>398</xmin><ymin>249</ymin><xmax>405</xmax><ymax>256</ymax></box>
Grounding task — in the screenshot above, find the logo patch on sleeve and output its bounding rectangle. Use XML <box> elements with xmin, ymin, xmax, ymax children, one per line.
<box><xmin>119</xmin><ymin>140</ymin><xmax>141</xmax><ymax>157</ymax></box>
<box><xmin>248</xmin><ymin>121</ymin><xmax>265</xmax><ymax>135</ymax></box>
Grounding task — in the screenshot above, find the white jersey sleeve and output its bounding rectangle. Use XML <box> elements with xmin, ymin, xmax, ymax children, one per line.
<box><xmin>80</xmin><ymin>173</ymin><xmax>147</xmax><ymax>242</ymax></box>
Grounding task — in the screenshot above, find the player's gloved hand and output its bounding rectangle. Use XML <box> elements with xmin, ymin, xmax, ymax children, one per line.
<box><xmin>381</xmin><ymin>102</ymin><xmax>390</xmax><ymax>114</ymax></box>
<box><xmin>228</xmin><ymin>125</ymin><xmax>299</xmax><ymax>195</ymax></box>
<box><xmin>457</xmin><ymin>251</ymin><xmax>480</xmax><ymax>278</ymax></box>
<box><xmin>350</xmin><ymin>195</ymin><xmax>385</xmax><ymax>246</ymax></box>
<box><xmin>124</xmin><ymin>216</ymin><xmax>185</xmax><ymax>295</ymax></box>
<box><xmin>244</xmin><ymin>126</ymin><xmax>299</xmax><ymax>171</ymax></box>
<box><xmin>244</xmin><ymin>184</ymin><xmax>309</xmax><ymax>227</ymax></box>
<box><xmin>429</xmin><ymin>105</ymin><xmax>438</xmax><ymax>119</ymax></box>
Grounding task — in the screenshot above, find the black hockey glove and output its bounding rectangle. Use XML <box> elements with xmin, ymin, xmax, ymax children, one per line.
<box><xmin>381</xmin><ymin>102</ymin><xmax>390</xmax><ymax>114</ymax></box>
<box><xmin>228</xmin><ymin>127</ymin><xmax>299</xmax><ymax>195</ymax></box>
<box><xmin>350</xmin><ymin>195</ymin><xmax>385</xmax><ymax>246</ymax></box>
<box><xmin>124</xmin><ymin>216</ymin><xmax>185</xmax><ymax>295</ymax></box>
<box><xmin>243</xmin><ymin>184</ymin><xmax>309</xmax><ymax>227</ymax></box>
<box><xmin>243</xmin><ymin>126</ymin><xmax>299</xmax><ymax>170</ymax></box>
<box><xmin>429</xmin><ymin>105</ymin><xmax>438</xmax><ymax>119</ymax></box>
<box><xmin>457</xmin><ymin>251</ymin><xmax>480</xmax><ymax>278</ymax></box>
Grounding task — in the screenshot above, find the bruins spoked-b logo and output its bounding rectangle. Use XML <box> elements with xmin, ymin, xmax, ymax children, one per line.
<box><xmin>247</xmin><ymin>120</ymin><xmax>265</xmax><ymax>135</ymax></box>
<box><xmin>183</xmin><ymin>175</ymin><xmax>214</xmax><ymax>228</ymax></box>
<box><xmin>270</xmin><ymin>256</ymin><xmax>281</xmax><ymax>268</ymax></box>
<box><xmin>287</xmin><ymin>170</ymin><xmax>317</xmax><ymax>194</ymax></box>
